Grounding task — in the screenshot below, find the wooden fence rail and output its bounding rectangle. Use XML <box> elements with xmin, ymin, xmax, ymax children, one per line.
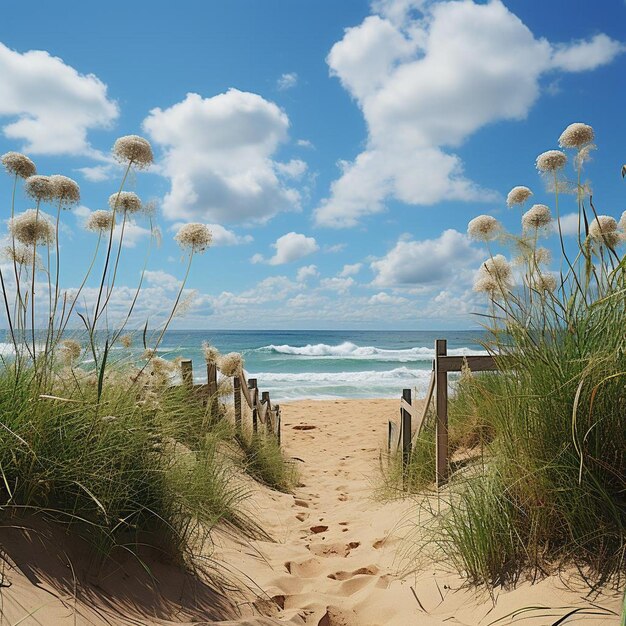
<box><xmin>390</xmin><ymin>339</ymin><xmax>498</xmax><ymax>489</ymax></box>
<box><xmin>177</xmin><ymin>358</ymin><xmax>281</xmax><ymax>444</ymax></box>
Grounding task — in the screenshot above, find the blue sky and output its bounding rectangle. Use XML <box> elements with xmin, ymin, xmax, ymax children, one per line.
<box><xmin>1</xmin><ymin>0</ymin><xmax>625</xmax><ymax>330</ymax></box>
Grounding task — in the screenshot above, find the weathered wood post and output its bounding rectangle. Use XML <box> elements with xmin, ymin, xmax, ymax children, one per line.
<box><xmin>388</xmin><ymin>421</ymin><xmax>393</xmax><ymax>454</ymax></box>
<box><xmin>233</xmin><ymin>375</ymin><xmax>242</xmax><ymax>430</ymax></box>
<box><xmin>261</xmin><ymin>391</ymin><xmax>270</xmax><ymax>434</ymax></box>
<box><xmin>249</xmin><ymin>378</ymin><xmax>258</xmax><ymax>434</ymax></box>
<box><xmin>401</xmin><ymin>388</ymin><xmax>412</xmax><ymax>488</ymax></box>
<box><xmin>181</xmin><ymin>359</ymin><xmax>193</xmax><ymax>390</ymax></box>
<box><xmin>206</xmin><ymin>361</ymin><xmax>218</xmax><ymax>414</ymax></box>
<box><xmin>275</xmin><ymin>404</ymin><xmax>281</xmax><ymax>446</ymax></box>
<box><xmin>435</xmin><ymin>339</ymin><xmax>448</xmax><ymax>487</ymax></box>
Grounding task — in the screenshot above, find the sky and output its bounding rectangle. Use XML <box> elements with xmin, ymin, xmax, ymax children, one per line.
<box><xmin>1</xmin><ymin>0</ymin><xmax>625</xmax><ymax>330</ymax></box>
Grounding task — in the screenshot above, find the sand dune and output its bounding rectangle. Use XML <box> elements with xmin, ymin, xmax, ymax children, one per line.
<box><xmin>0</xmin><ymin>399</ymin><xmax>622</xmax><ymax>624</ymax></box>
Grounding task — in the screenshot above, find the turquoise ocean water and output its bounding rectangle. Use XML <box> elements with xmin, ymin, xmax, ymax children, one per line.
<box><xmin>155</xmin><ymin>330</ymin><xmax>487</xmax><ymax>400</ymax></box>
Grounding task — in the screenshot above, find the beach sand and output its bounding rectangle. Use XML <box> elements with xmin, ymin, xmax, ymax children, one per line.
<box><xmin>217</xmin><ymin>398</ymin><xmax>623</xmax><ymax>625</ymax></box>
<box><xmin>0</xmin><ymin>398</ymin><xmax>622</xmax><ymax>624</ymax></box>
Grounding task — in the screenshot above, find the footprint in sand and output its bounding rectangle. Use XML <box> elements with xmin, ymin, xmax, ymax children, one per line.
<box><xmin>284</xmin><ymin>558</ymin><xmax>324</xmax><ymax>578</ymax></box>
<box><xmin>338</xmin><ymin>494</ymin><xmax>348</xmax><ymax>502</ymax></box>
<box><xmin>309</xmin><ymin>525</ymin><xmax>329</xmax><ymax>534</ymax></box>
<box><xmin>309</xmin><ymin>541</ymin><xmax>360</xmax><ymax>558</ymax></box>
<box><xmin>318</xmin><ymin>606</ymin><xmax>359</xmax><ymax>626</ymax></box>
<box><xmin>293</xmin><ymin>424</ymin><xmax>316</xmax><ymax>430</ymax></box>
<box><xmin>373</xmin><ymin>539</ymin><xmax>385</xmax><ymax>549</ymax></box>
<box><xmin>294</xmin><ymin>499</ymin><xmax>309</xmax><ymax>508</ymax></box>
<box><xmin>327</xmin><ymin>565</ymin><xmax>379</xmax><ymax>581</ymax></box>
<box><xmin>295</xmin><ymin>512</ymin><xmax>308</xmax><ymax>522</ymax></box>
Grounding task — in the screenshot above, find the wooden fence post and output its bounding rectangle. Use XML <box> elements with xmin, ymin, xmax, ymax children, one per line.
<box><xmin>435</xmin><ymin>339</ymin><xmax>448</xmax><ymax>487</ymax></box>
<box><xmin>233</xmin><ymin>376</ymin><xmax>242</xmax><ymax>430</ymax></box>
<box><xmin>207</xmin><ymin>361</ymin><xmax>218</xmax><ymax>413</ymax></box>
<box><xmin>401</xmin><ymin>388</ymin><xmax>412</xmax><ymax>488</ymax></box>
<box><xmin>261</xmin><ymin>391</ymin><xmax>270</xmax><ymax>434</ymax></box>
<box><xmin>181</xmin><ymin>359</ymin><xmax>193</xmax><ymax>390</ymax></box>
<box><xmin>275</xmin><ymin>404</ymin><xmax>281</xmax><ymax>446</ymax></box>
<box><xmin>249</xmin><ymin>378</ymin><xmax>258</xmax><ymax>434</ymax></box>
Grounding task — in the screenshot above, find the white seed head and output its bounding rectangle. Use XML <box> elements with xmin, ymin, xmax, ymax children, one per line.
<box><xmin>558</xmin><ymin>123</ymin><xmax>594</xmax><ymax>149</ymax></box>
<box><xmin>112</xmin><ymin>135</ymin><xmax>154</xmax><ymax>169</ymax></box>
<box><xmin>9</xmin><ymin>209</ymin><xmax>55</xmax><ymax>246</ymax></box>
<box><xmin>217</xmin><ymin>377</ymin><xmax>234</xmax><ymax>396</ymax></box>
<box><xmin>59</xmin><ymin>339</ymin><xmax>82</xmax><ymax>365</ymax></box>
<box><xmin>50</xmin><ymin>175</ymin><xmax>80</xmax><ymax>207</ymax></box>
<box><xmin>534</xmin><ymin>272</ymin><xmax>557</xmax><ymax>292</ymax></box>
<box><xmin>86</xmin><ymin>210</ymin><xmax>114</xmax><ymax>232</ymax></box>
<box><xmin>536</xmin><ymin>150</ymin><xmax>567</xmax><ymax>173</ymax></box>
<box><xmin>1</xmin><ymin>152</ymin><xmax>36</xmax><ymax>178</ymax></box>
<box><xmin>522</xmin><ymin>204</ymin><xmax>552</xmax><ymax>231</ymax></box>
<box><xmin>467</xmin><ymin>215</ymin><xmax>501</xmax><ymax>241</ymax></box>
<box><xmin>109</xmin><ymin>191</ymin><xmax>142</xmax><ymax>213</ymax></box>
<box><xmin>175</xmin><ymin>223</ymin><xmax>212</xmax><ymax>253</ymax></box>
<box><xmin>202</xmin><ymin>341</ymin><xmax>220</xmax><ymax>364</ymax></box>
<box><xmin>2</xmin><ymin>244</ymin><xmax>39</xmax><ymax>266</ymax></box>
<box><xmin>506</xmin><ymin>186</ymin><xmax>533</xmax><ymax>207</ymax></box>
<box><xmin>589</xmin><ymin>215</ymin><xmax>620</xmax><ymax>248</ymax></box>
<box><xmin>473</xmin><ymin>274</ymin><xmax>501</xmax><ymax>298</ymax></box>
<box><xmin>619</xmin><ymin>211</ymin><xmax>626</xmax><ymax>232</ymax></box>
<box><xmin>534</xmin><ymin>247</ymin><xmax>551</xmax><ymax>265</ymax></box>
<box><xmin>142</xmin><ymin>348</ymin><xmax>156</xmax><ymax>361</ymax></box>
<box><xmin>482</xmin><ymin>254</ymin><xmax>512</xmax><ymax>282</ymax></box>
<box><xmin>218</xmin><ymin>352</ymin><xmax>244</xmax><ymax>377</ymax></box>
<box><xmin>24</xmin><ymin>175</ymin><xmax>55</xmax><ymax>202</ymax></box>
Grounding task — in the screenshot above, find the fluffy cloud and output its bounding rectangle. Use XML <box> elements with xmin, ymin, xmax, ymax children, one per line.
<box><xmin>320</xmin><ymin>276</ymin><xmax>355</xmax><ymax>293</ymax></box>
<box><xmin>315</xmin><ymin>0</ymin><xmax>623</xmax><ymax>227</ymax></box>
<box><xmin>277</xmin><ymin>72</ymin><xmax>298</xmax><ymax>90</ymax></box>
<box><xmin>339</xmin><ymin>263</ymin><xmax>362</xmax><ymax>277</ymax></box>
<box><xmin>143</xmin><ymin>270</ymin><xmax>180</xmax><ymax>291</ymax></box>
<box><xmin>371</xmin><ymin>229</ymin><xmax>481</xmax><ymax>287</ymax></box>
<box><xmin>143</xmin><ymin>90</ymin><xmax>301</xmax><ymax>224</ymax></box>
<box><xmin>0</xmin><ymin>42</ymin><xmax>118</xmax><ymax>155</ymax></box>
<box><xmin>369</xmin><ymin>291</ymin><xmax>408</xmax><ymax>305</ymax></box>
<box><xmin>253</xmin><ymin>232</ymin><xmax>319</xmax><ymax>266</ymax></box>
<box><xmin>297</xmin><ymin>264</ymin><xmax>319</xmax><ymax>282</ymax></box>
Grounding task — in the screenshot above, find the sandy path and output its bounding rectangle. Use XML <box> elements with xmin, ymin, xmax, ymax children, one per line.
<box><xmin>219</xmin><ymin>399</ymin><xmax>623</xmax><ymax>626</ymax></box>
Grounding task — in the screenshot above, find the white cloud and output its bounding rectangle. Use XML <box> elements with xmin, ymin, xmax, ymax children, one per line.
<box><xmin>77</xmin><ymin>164</ymin><xmax>116</xmax><ymax>182</ymax></box>
<box><xmin>324</xmin><ymin>243</ymin><xmax>347</xmax><ymax>253</ymax></box>
<box><xmin>315</xmin><ymin>1</ymin><xmax>623</xmax><ymax>227</ymax></box>
<box><xmin>143</xmin><ymin>270</ymin><xmax>180</xmax><ymax>291</ymax></box>
<box><xmin>276</xmin><ymin>159</ymin><xmax>308</xmax><ymax>179</ymax></box>
<box><xmin>254</xmin><ymin>232</ymin><xmax>319</xmax><ymax>265</ymax></box>
<box><xmin>320</xmin><ymin>276</ymin><xmax>355</xmax><ymax>293</ymax></box>
<box><xmin>339</xmin><ymin>262</ymin><xmax>362</xmax><ymax>277</ymax></box>
<box><xmin>143</xmin><ymin>90</ymin><xmax>301</xmax><ymax>224</ymax></box>
<box><xmin>551</xmin><ymin>34</ymin><xmax>625</xmax><ymax>72</ymax></box>
<box><xmin>371</xmin><ymin>229</ymin><xmax>481</xmax><ymax>287</ymax></box>
<box><xmin>277</xmin><ymin>72</ymin><xmax>298</xmax><ymax>90</ymax></box>
<box><xmin>296</xmin><ymin>139</ymin><xmax>314</xmax><ymax>149</ymax></box>
<box><xmin>0</xmin><ymin>42</ymin><xmax>118</xmax><ymax>155</ymax></box>
<box><xmin>297</xmin><ymin>264</ymin><xmax>319</xmax><ymax>282</ymax></box>
<box><xmin>369</xmin><ymin>291</ymin><xmax>407</xmax><ymax>305</ymax></box>
<box><xmin>554</xmin><ymin>212</ymin><xmax>581</xmax><ymax>237</ymax></box>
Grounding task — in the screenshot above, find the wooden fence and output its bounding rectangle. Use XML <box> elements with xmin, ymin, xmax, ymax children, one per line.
<box><xmin>179</xmin><ymin>359</ymin><xmax>281</xmax><ymax>443</ymax></box>
<box><xmin>389</xmin><ymin>339</ymin><xmax>498</xmax><ymax>488</ymax></box>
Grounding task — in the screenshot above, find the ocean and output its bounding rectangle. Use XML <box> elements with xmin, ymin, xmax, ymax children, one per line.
<box><xmin>155</xmin><ymin>330</ymin><xmax>487</xmax><ymax>400</ymax></box>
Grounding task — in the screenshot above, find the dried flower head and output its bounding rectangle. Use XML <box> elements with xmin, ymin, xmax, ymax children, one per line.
<box><xmin>50</xmin><ymin>175</ymin><xmax>80</xmax><ymax>207</ymax></box>
<box><xmin>86</xmin><ymin>210</ymin><xmax>114</xmax><ymax>233</ymax></box>
<box><xmin>2</xmin><ymin>244</ymin><xmax>40</xmax><ymax>267</ymax></box>
<box><xmin>109</xmin><ymin>191</ymin><xmax>142</xmax><ymax>213</ymax></box>
<box><xmin>506</xmin><ymin>186</ymin><xmax>533</xmax><ymax>207</ymax></box>
<box><xmin>589</xmin><ymin>215</ymin><xmax>620</xmax><ymax>248</ymax></box>
<box><xmin>536</xmin><ymin>150</ymin><xmax>567</xmax><ymax>173</ymax></box>
<box><xmin>1</xmin><ymin>152</ymin><xmax>36</xmax><ymax>178</ymax></box>
<box><xmin>482</xmin><ymin>254</ymin><xmax>512</xmax><ymax>283</ymax></box>
<box><xmin>467</xmin><ymin>215</ymin><xmax>501</xmax><ymax>241</ymax></box>
<box><xmin>534</xmin><ymin>272</ymin><xmax>557</xmax><ymax>292</ymax></box>
<box><xmin>558</xmin><ymin>123</ymin><xmax>594</xmax><ymax>149</ymax></box>
<box><xmin>522</xmin><ymin>204</ymin><xmax>552</xmax><ymax>231</ymax></box>
<box><xmin>148</xmin><ymin>357</ymin><xmax>176</xmax><ymax>387</ymax></box>
<box><xmin>202</xmin><ymin>341</ymin><xmax>220</xmax><ymax>364</ymax></box>
<box><xmin>119</xmin><ymin>334</ymin><xmax>132</xmax><ymax>349</ymax></box>
<box><xmin>142</xmin><ymin>348</ymin><xmax>156</xmax><ymax>361</ymax></box>
<box><xmin>620</xmin><ymin>211</ymin><xmax>626</xmax><ymax>232</ymax></box>
<box><xmin>113</xmin><ymin>135</ymin><xmax>154</xmax><ymax>169</ymax></box>
<box><xmin>175</xmin><ymin>223</ymin><xmax>213</xmax><ymax>253</ymax></box>
<box><xmin>218</xmin><ymin>352</ymin><xmax>244</xmax><ymax>377</ymax></box>
<box><xmin>9</xmin><ymin>209</ymin><xmax>55</xmax><ymax>246</ymax></box>
<box><xmin>173</xmin><ymin>290</ymin><xmax>197</xmax><ymax>318</ymax></box>
<box><xmin>534</xmin><ymin>247</ymin><xmax>551</xmax><ymax>265</ymax></box>
<box><xmin>473</xmin><ymin>274</ymin><xmax>501</xmax><ymax>298</ymax></box>
<box><xmin>574</xmin><ymin>145</ymin><xmax>596</xmax><ymax>169</ymax></box>
<box><xmin>59</xmin><ymin>339</ymin><xmax>82</xmax><ymax>365</ymax></box>
<box><xmin>24</xmin><ymin>175</ymin><xmax>55</xmax><ymax>202</ymax></box>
